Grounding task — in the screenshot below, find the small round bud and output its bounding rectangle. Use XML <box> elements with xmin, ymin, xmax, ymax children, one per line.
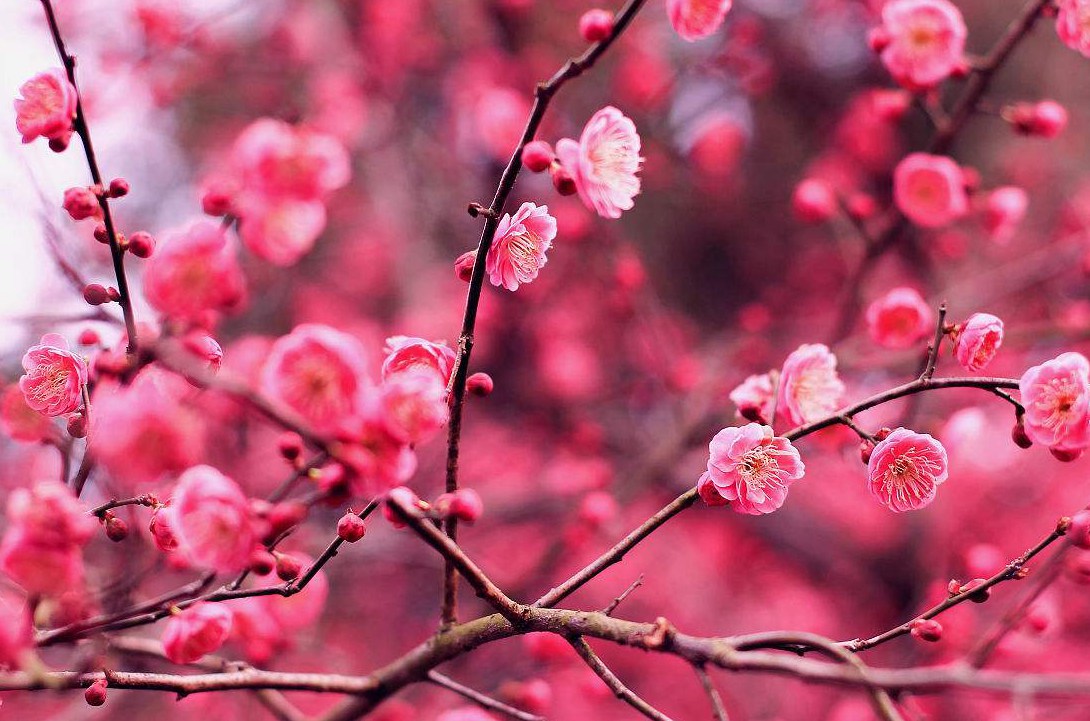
<box><xmin>127</xmin><ymin>231</ymin><xmax>155</xmax><ymax>258</ymax></box>
<box><xmin>108</xmin><ymin>178</ymin><xmax>130</xmax><ymax>198</ymax></box>
<box><xmin>521</xmin><ymin>140</ymin><xmax>555</xmax><ymax>173</ymax></box>
<box><xmin>550</xmin><ymin>164</ymin><xmax>577</xmax><ymax>196</ymax></box>
<box><xmin>78</xmin><ymin>328</ymin><xmax>100</xmax><ymax>346</ymax></box>
<box><xmin>578</xmin><ymin>9</ymin><xmax>614</xmax><ymax>43</ymax></box>
<box><xmin>846</xmin><ymin>192</ymin><xmax>877</xmax><ymax>221</ymax></box>
<box><xmin>872</xmin><ymin>89</ymin><xmax>911</xmax><ymax>122</ymax></box>
<box><xmin>277</xmin><ymin>431</ymin><xmax>303</xmax><ymax>462</ymax></box>
<box><xmin>1031</xmin><ymin>100</ymin><xmax>1068</xmax><ymax>138</ymax></box>
<box><xmin>467</xmin><ymin>372</ymin><xmax>494</xmax><ymax>397</ymax></box>
<box><xmin>249</xmin><ymin>548</ymin><xmax>276</xmax><ymax>576</ymax></box>
<box><xmin>106</xmin><ymin>287</ymin><xmax>121</xmax><ymax>302</ymax></box>
<box><xmin>859</xmin><ymin>440</ymin><xmax>873</xmax><ymax>465</ymax></box>
<box><xmin>63</xmin><ymin>186</ymin><xmax>102</xmax><ymax>221</ymax></box>
<box><xmin>49</xmin><ymin>136</ymin><xmax>71</xmax><ymax>153</ymax></box>
<box><xmin>103</xmin><ymin>514</ymin><xmax>129</xmax><ymax>542</ymax></box>
<box><xmin>910</xmin><ymin>618</ymin><xmax>943</xmax><ymax>642</ymax></box>
<box><xmin>383</xmin><ymin>487</ymin><xmax>421</xmax><ymax>529</ymax></box>
<box><xmin>1068</xmin><ymin>510</ymin><xmax>1090</xmax><ymax>550</ymax></box>
<box><xmin>93</xmin><ymin>224</ymin><xmax>109</xmax><ymax>243</ymax></box>
<box><xmin>83</xmin><ymin>283</ymin><xmax>111</xmax><ymax>306</ymax></box>
<box><xmin>1011</xmin><ymin>418</ymin><xmax>1033</xmax><ymax>448</ymax></box>
<box><xmin>959</xmin><ymin>578</ymin><xmax>991</xmax><ymax>603</ymax></box>
<box><xmin>791</xmin><ymin>178</ymin><xmax>837</xmax><ymax>223</ymax></box>
<box><xmin>275</xmin><ymin>552</ymin><xmax>302</xmax><ymax>581</ymax></box>
<box><xmin>435</xmin><ymin>488</ymin><xmax>484</xmax><ymax>524</ymax></box>
<box><xmin>67</xmin><ymin>413</ymin><xmax>88</xmax><ymax>439</ymax></box>
<box><xmin>455</xmin><ymin>251</ymin><xmax>477</xmax><ymax>283</ymax></box>
<box><xmin>337</xmin><ymin>512</ymin><xmax>367</xmax><ymax>542</ymax></box>
<box><xmin>201</xmin><ymin>183</ymin><xmax>234</xmax><ymax>217</ymax></box>
<box><xmin>1051</xmin><ymin>447</ymin><xmax>1083</xmax><ymax>462</ymax></box>
<box><xmin>85</xmin><ymin>679</ymin><xmax>108</xmax><ymax>706</ymax></box>
<box><xmin>867</xmin><ymin>27</ymin><xmax>891</xmax><ymax>53</ymax></box>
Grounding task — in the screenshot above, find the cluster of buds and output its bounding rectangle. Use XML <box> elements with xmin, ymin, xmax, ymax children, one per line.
<box><xmin>521</xmin><ymin>140</ymin><xmax>576</xmax><ymax>196</ymax></box>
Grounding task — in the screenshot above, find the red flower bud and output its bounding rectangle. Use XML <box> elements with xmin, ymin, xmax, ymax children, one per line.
<box><xmin>127</xmin><ymin>231</ymin><xmax>155</xmax><ymax>258</ymax></box>
<box><xmin>249</xmin><ymin>548</ymin><xmax>276</xmax><ymax>576</ymax></box>
<box><xmin>67</xmin><ymin>413</ymin><xmax>88</xmax><ymax>439</ymax></box>
<box><xmin>85</xmin><ymin>679</ymin><xmax>108</xmax><ymax>706</ymax></box>
<box><xmin>467</xmin><ymin>372</ymin><xmax>494</xmax><ymax>397</ymax></box>
<box><xmin>578</xmin><ymin>9</ymin><xmax>614</xmax><ymax>43</ymax></box>
<box><xmin>83</xmin><ymin>283</ymin><xmax>110</xmax><ymax>305</ymax></box>
<box><xmin>63</xmin><ymin>186</ymin><xmax>102</xmax><ymax>221</ymax></box>
<box><xmin>78</xmin><ymin>328</ymin><xmax>100</xmax><ymax>346</ymax></box>
<box><xmin>551</xmin><ymin>164</ymin><xmax>577</xmax><ymax>196</ymax></box>
<box><xmin>93</xmin><ymin>224</ymin><xmax>109</xmax><ymax>243</ymax></box>
<box><xmin>275</xmin><ymin>552</ymin><xmax>302</xmax><ymax>581</ymax></box>
<box><xmin>959</xmin><ymin>578</ymin><xmax>991</xmax><ymax>603</ymax></box>
<box><xmin>337</xmin><ymin>512</ymin><xmax>367</xmax><ymax>542</ymax></box>
<box><xmin>521</xmin><ymin>140</ymin><xmax>555</xmax><ymax>173</ymax></box>
<box><xmin>910</xmin><ymin>618</ymin><xmax>943</xmax><ymax>642</ymax></box>
<box><xmin>108</xmin><ymin>177</ymin><xmax>130</xmax><ymax>198</ymax></box>
<box><xmin>454</xmin><ymin>251</ymin><xmax>476</xmax><ymax>283</ymax></box>
<box><xmin>277</xmin><ymin>431</ymin><xmax>303</xmax><ymax>462</ymax></box>
<box><xmin>103</xmin><ymin>514</ymin><xmax>129</xmax><ymax>542</ymax></box>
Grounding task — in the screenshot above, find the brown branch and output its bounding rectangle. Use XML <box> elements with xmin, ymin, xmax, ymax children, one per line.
<box><xmin>693</xmin><ymin>664</ymin><xmax>728</xmax><ymax>721</ymax></box>
<box><xmin>426</xmin><ymin>671</ymin><xmax>544</xmax><ymax>721</ymax></box>
<box><xmin>602</xmin><ymin>575</ymin><xmax>644</xmax><ymax>616</ymax></box>
<box><xmin>918</xmin><ymin>302</ymin><xmax>948</xmax><ymax>381</ymax></box>
<box><xmin>569</xmin><ymin>636</ymin><xmax>677</xmax><ymax>721</ymax></box>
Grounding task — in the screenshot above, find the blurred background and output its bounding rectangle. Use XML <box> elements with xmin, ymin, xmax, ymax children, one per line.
<box><xmin>3</xmin><ymin>0</ymin><xmax>1090</xmax><ymax>719</ymax></box>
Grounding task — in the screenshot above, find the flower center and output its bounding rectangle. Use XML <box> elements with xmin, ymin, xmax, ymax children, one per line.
<box><xmin>1037</xmin><ymin>378</ymin><xmax>1081</xmax><ymax>430</ymax></box>
<box><xmin>739</xmin><ymin>446</ymin><xmax>778</xmax><ymax>489</ymax></box>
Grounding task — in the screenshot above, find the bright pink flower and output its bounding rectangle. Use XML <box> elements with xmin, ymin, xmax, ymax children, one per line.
<box><xmin>0</xmin><ymin>590</ymin><xmax>31</xmax><ymax>670</ymax></box>
<box><xmin>263</xmin><ymin>324</ymin><xmax>370</xmax><ymax>434</ymax></box>
<box><xmin>19</xmin><ymin>333</ymin><xmax>87</xmax><ymax>417</ymax></box>
<box><xmin>231</xmin><ymin>119</ymin><xmax>350</xmax><ymax>201</ymax></box>
<box><xmin>875</xmin><ymin>0</ymin><xmax>966</xmax><ymax>89</ymax></box>
<box><xmin>1057</xmin><ymin>0</ymin><xmax>1090</xmax><ymax>57</ymax></box>
<box><xmin>865</xmin><ymin>287</ymin><xmax>935</xmax><ymax>350</ymax></box>
<box><xmin>380</xmin><ymin>368</ymin><xmax>449</xmax><ymax>444</ymax></box>
<box><xmin>143</xmin><ymin>221</ymin><xmax>247</xmax><ymax>321</ymax></box>
<box><xmin>226</xmin><ymin>597</ymin><xmax>284</xmax><ymax>664</ymax></box>
<box><xmin>699</xmin><ymin>423</ymin><xmax>805</xmax><ymax>515</ymax></box>
<box><xmin>983</xmin><ymin>186</ymin><xmax>1028</xmax><ymax>243</ymax></box>
<box><xmin>485</xmin><ymin>202</ymin><xmax>557</xmax><ymax>291</ymax></box>
<box><xmin>954</xmin><ymin>313</ymin><xmax>1003</xmax><ymax>372</ymax></box>
<box><xmin>14</xmin><ymin>68</ymin><xmax>77</xmax><ymax>147</ymax></box>
<box><xmin>729</xmin><ymin>372</ymin><xmax>776</xmax><ymax>424</ymax></box>
<box><xmin>1019</xmin><ymin>352</ymin><xmax>1090</xmax><ymax>455</ymax></box>
<box><xmin>866</xmin><ymin>428</ymin><xmax>949</xmax><ymax>512</ymax></box>
<box><xmin>236</xmin><ymin>197</ymin><xmax>327</xmax><ymax>267</ymax></box>
<box><xmin>777</xmin><ymin>344</ymin><xmax>846</xmax><ymax>426</ymax></box>
<box><xmin>382</xmin><ymin>336</ymin><xmax>456</xmax><ymax>385</ymax></box>
<box><xmin>171</xmin><ymin>466</ymin><xmax>255</xmax><ymax>573</ymax></box>
<box><xmin>666</xmin><ymin>0</ymin><xmax>733</xmax><ymax>42</ymax></box>
<box><xmin>893</xmin><ymin>153</ymin><xmax>968</xmax><ymax>228</ymax></box>
<box><xmin>555</xmin><ymin>107</ymin><xmax>642</xmax><ymax>219</ymax></box>
<box><xmin>161</xmin><ymin>602</ymin><xmax>233</xmax><ymax>664</ymax></box>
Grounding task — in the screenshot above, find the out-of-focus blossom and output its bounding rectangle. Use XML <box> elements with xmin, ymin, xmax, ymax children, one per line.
<box><xmin>14</xmin><ymin>68</ymin><xmax>77</xmax><ymax>148</ymax></box>
<box><xmin>865</xmin><ymin>287</ymin><xmax>934</xmax><ymax>350</ymax></box>
<box><xmin>953</xmin><ymin>313</ymin><xmax>1003</xmax><ymax>372</ymax></box>
<box><xmin>872</xmin><ymin>0</ymin><xmax>966</xmax><ymax>89</ymax></box>
<box><xmin>19</xmin><ymin>334</ymin><xmax>87</xmax><ymax>418</ymax></box>
<box><xmin>777</xmin><ymin>344</ymin><xmax>845</xmax><ymax>426</ymax></box>
<box><xmin>485</xmin><ymin>202</ymin><xmax>557</xmax><ymax>291</ymax></box>
<box><xmin>667</xmin><ymin>0</ymin><xmax>733</xmax><ymax>42</ymax></box>
<box><xmin>262</xmin><ymin>324</ymin><xmax>370</xmax><ymax>434</ymax></box>
<box><xmin>171</xmin><ymin>466</ymin><xmax>255</xmax><ymax>573</ymax></box>
<box><xmin>698</xmin><ymin>423</ymin><xmax>805</xmax><ymax>514</ymax></box>
<box><xmin>236</xmin><ymin>197</ymin><xmax>328</xmax><ymax>267</ymax></box>
<box><xmin>729</xmin><ymin>372</ymin><xmax>776</xmax><ymax>424</ymax></box>
<box><xmin>1057</xmin><ymin>0</ymin><xmax>1090</xmax><ymax>57</ymax></box>
<box><xmin>893</xmin><ymin>153</ymin><xmax>968</xmax><ymax>228</ymax></box>
<box><xmin>0</xmin><ymin>590</ymin><xmax>31</xmax><ymax>669</ymax></box>
<box><xmin>792</xmin><ymin>178</ymin><xmax>837</xmax><ymax>223</ymax></box>
<box><xmin>161</xmin><ymin>602</ymin><xmax>233</xmax><ymax>664</ymax></box>
<box><xmin>0</xmin><ymin>386</ymin><xmax>53</xmax><ymax>443</ymax></box>
<box><xmin>866</xmin><ymin>428</ymin><xmax>949</xmax><ymax>512</ymax></box>
<box><xmin>982</xmin><ymin>186</ymin><xmax>1028</xmax><ymax>242</ymax></box>
<box><xmin>143</xmin><ymin>221</ymin><xmax>247</xmax><ymax>322</ymax></box>
<box><xmin>555</xmin><ymin>106</ymin><xmax>642</xmax><ymax>219</ymax></box>
<box><xmin>382</xmin><ymin>336</ymin><xmax>456</xmax><ymax>385</ymax></box>
<box><xmin>1019</xmin><ymin>352</ymin><xmax>1090</xmax><ymax>457</ymax></box>
<box><xmin>231</xmin><ymin>118</ymin><xmax>350</xmax><ymax>202</ymax></box>
<box><xmin>380</xmin><ymin>367</ymin><xmax>449</xmax><ymax>444</ymax></box>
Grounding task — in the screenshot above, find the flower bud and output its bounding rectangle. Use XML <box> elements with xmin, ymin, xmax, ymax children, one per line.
<box><xmin>93</xmin><ymin>224</ymin><xmax>109</xmax><ymax>243</ymax></box>
<box><xmin>103</xmin><ymin>514</ymin><xmax>129</xmax><ymax>542</ymax></box>
<box><xmin>277</xmin><ymin>431</ymin><xmax>303</xmax><ymax>462</ymax></box>
<box><xmin>910</xmin><ymin>618</ymin><xmax>943</xmax><ymax>642</ymax></box>
<box><xmin>83</xmin><ymin>283</ymin><xmax>111</xmax><ymax>306</ymax></box>
<box><xmin>149</xmin><ymin>508</ymin><xmax>179</xmax><ymax>552</ymax></box>
<box><xmin>78</xmin><ymin>328</ymin><xmax>100</xmax><ymax>346</ymax></box>
<box><xmin>467</xmin><ymin>372</ymin><xmax>494</xmax><ymax>397</ymax></box>
<box><xmin>63</xmin><ymin>186</ymin><xmax>102</xmax><ymax>221</ymax></box>
<box><xmin>550</xmin><ymin>164</ymin><xmax>577</xmax><ymax>196</ymax></box>
<box><xmin>521</xmin><ymin>141</ymin><xmax>555</xmax><ymax>173</ymax></box>
<box><xmin>249</xmin><ymin>548</ymin><xmax>276</xmax><ymax>576</ymax></box>
<box><xmin>455</xmin><ymin>251</ymin><xmax>477</xmax><ymax>283</ymax></box>
<box><xmin>127</xmin><ymin>231</ymin><xmax>155</xmax><ymax>258</ymax></box>
<box><xmin>435</xmin><ymin>488</ymin><xmax>483</xmax><ymax>524</ymax></box>
<box><xmin>1051</xmin><ymin>447</ymin><xmax>1083</xmax><ymax>462</ymax></box>
<box><xmin>1011</xmin><ymin>418</ymin><xmax>1033</xmax><ymax>448</ymax></box>
<box><xmin>106</xmin><ymin>287</ymin><xmax>121</xmax><ymax>302</ymax></box>
<box><xmin>108</xmin><ymin>177</ymin><xmax>130</xmax><ymax>198</ymax></box>
<box><xmin>867</xmin><ymin>26</ymin><xmax>891</xmax><ymax>53</ymax></box>
<box><xmin>1008</xmin><ymin>100</ymin><xmax>1068</xmax><ymax>138</ymax></box>
<box><xmin>1069</xmin><ymin>510</ymin><xmax>1090</xmax><ymax>549</ymax></box>
<box><xmin>859</xmin><ymin>440</ymin><xmax>873</xmax><ymax>465</ymax></box>
<box><xmin>791</xmin><ymin>178</ymin><xmax>837</xmax><ymax>223</ymax></box>
<box><xmin>578</xmin><ymin>9</ymin><xmax>614</xmax><ymax>42</ymax></box>
<box><xmin>274</xmin><ymin>552</ymin><xmax>302</xmax><ymax>581</ymax></box>
<box><xmin>337</xmin><ymin>512</ymin><xmax>367</xmax><ymax>542</ymax></box>
<box><xmin>85</xmin><ymin>679</ymin><xmax>108</xmax><ymax>706</ymax></box>
<box><xmin>49</xmin><ymin>135</ymin><xmax>71</xmax><ymax>153</ymax></box>
<box><xmin>67</xmin><ymin>413</ymin><xmax>88</xmax><ymax>439</ymax></box>
<box><xmin>201</xmin><ymin>183</ymin><xmax>233</xmax><ymax>217</ymax></box>
<box><xmin>959</xmin><ymin>578</ymin><xmax>991</xmax><ymax>603</ymax></box>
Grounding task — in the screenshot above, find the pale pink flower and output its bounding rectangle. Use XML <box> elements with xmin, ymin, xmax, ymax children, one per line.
<box><xmin>954</xmin><ymin>313</ymin><xmax>1003</xmax><ymax>372</ymax></box>
<box><xmin>1019</xmin><ymin>352</ymin><xmax>1090</xmax><ymax>455</ymax></box>
<box><xmin>865</xmin><ymin>287</ymin><xmax>935</xmax><ymax>350</ymax></box>
<box><xmin>875</xmin><ymin>0</ymin><xmax>966</xmax><ymax>89</ymax></box>
<box><xmin>14</xmin><ymin>68</ymin><xmax>77</xmax><ymax>147</ymax></box>
<box><xmin>263</xmin><ymin>324</ymin><xmax>370</xmax><ymax>434</ymax></box>
<box><xmin>866</xmin><ymin>428</ymin><xmax>948</xmax><ymax>512</ymax></box>
<box><xmin>382</xmin><ymin>336</ymin><xmax>456</xmax><ymax>385</ymax></box>
<box><xmin>893</xmin><ymin>153</ymin><xmax>968</xmax><ymax>228</ymax></box>
<box><xmin>19</xmin><ymin>333</ymin><xmax>87</xmax><ymax>417</ymax></box>
<box><xmin>1056</xmin><ymin>0</ymin><xmax>1090</xmax><ymax>57</ymax></box>
<box><xmin>777</xmin><ymin>344</ymin><xmax>846</xmax><ymax>427</ymax></box>
<box><xmin>230</xmin><ymin>118</ymin><xmax>350</xmax><ymax>201</ymax></box>
<box><xmin>143</xmin><ymin>221</ymin><xmax>247</xmax><ymax>321</ymax></box>
<box><xmin>171</xmin><ymin>466</ymin><xmax>255</xmax><ymax>573</ymax></box>
<box><xmin>555</xmin><ymin>107</ymin><xmax>643</xmax><ymax>219</ymax></box>
<box><xmin>380</xmin><ymin>368</ymin><xmax>449</xmax><ymax>444</ymax></box>
<box><xmin>666</xmin><ymin>0</ymin><xmax>733</xmax><ymax>42</ymax></box>
<box><xmin>729</xmin><ymin>372</ymin><xmax>776</xmax><ymax>424</ymax></box>
<box><xmin>485</xmin><ymin>202</ymin><xmax>557</xmax><ymax>291</ymax></box>
<box><xmin>0</xmin><ymin>481</ymin><xmax>95</xmax><ymax>596</ymax></box>
<box><xmin>161</xmin><ymin>602</ymin><xmax>233</xmax><ymax>664</ymax></box>
<box><xmin>699</xmin><ymin>423</ymin><xmax>805</xmax><ymax>515</ymax></box>
<box><xmin>236</xmin><ymin>197</ymin><xmax>327</xmax><ymax>267</ymax></box>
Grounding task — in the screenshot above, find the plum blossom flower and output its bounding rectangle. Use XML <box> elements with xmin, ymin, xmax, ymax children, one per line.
<box><xmin>873</xmin><ymin>0</ymin><xmax>966</xmax><ymax>89</ymax></box>
<box><xmin>236</xmin><ymin>197</ymin><xmax>327</xmax><ymax>266</ymax></box>
<box><xmin>380</xmin><ymin>368</ymin><xmax>449</xmax><ymax>444</ymax></box>
<box><xmin>983</xmin><ymin>186</ymin><xmax>1028</xmax><ymax>243</ymax></box>
<box><xmin>485</xmin><ymin>202</ymin><xmax>557</xmax><ymax>291</ymax></box>
<box><xmin>1019</xmin><ymin>352</ymin><xmax>1090</xmax><ymax>456</ymax></box>
<box><xmin>14</xmin><ymin>68</ymin><xmax>78</xmax><ymax>147</ymax></box>
<box><xmin>865</xmin><ymin>287</ymin><xmax>935</xmax><ymax>350</ymax></box>
<box><xmin>262</xmin><ymin>324</ymin><xmax>370</xmax><ymax>434</ymax></box>
<box><xmin>698</xmin><ymin>423</ymin><xmax>805</xmax><ymax>514</ymax></box>
<box><xmin>777</xmin><ymin>344</ymin><xmax>846</xmax><ymax>427</ymax></box>
<box><xmin>667</xmin><ymin>0</ymin><xmax>733</xmax><ymax>42</ymax></box>
<box><xmin>893</xmin><ymin>153</ymin><xmax>968</xmax><ymax>228</ymax></box>
<box><xmin>866</xmin><ymin>428</ymin><xmax>949</xmax><ymax>512</ymax></box>
<box><xmin>1056</xmin><ymin>0</ymin><xmax>1090</xmax><ymax>57</ymax></box>
<box><xmin>729</xmin><ymin>372</ymin><xmax>776</xmax><ymax>424</ymax></box>
<box><xmin>171</xmin><ymin>466</ymin><xmax>255</xmax><ymax>573</ymax></box>
<box><xmin>143</xmin><ymin>221</ymin><xmax>247</xmax><ymax>321</ymax></box>
<box><xmin>19</xmin><ymin>334</ymin><xmax>87</xmax><ymax>417</ymax></box>
<box><xmin>382</xmin><ymin>336</ymin><xmax>456</xmax><ymax>385</ymax></box>
<box><xmin>555</xmin><ymin>107</ymin><xmax>642</xmax><ymax>219</ymax></box>
<box><xmin>161</xmin><ymin>602</ymin><xmax>233</xmax><ymax>664</ymax></box>
<box><xmin>954</xmin><ymin>313</ymin><xmax>1003</xmax><ymax>372</ymax></box>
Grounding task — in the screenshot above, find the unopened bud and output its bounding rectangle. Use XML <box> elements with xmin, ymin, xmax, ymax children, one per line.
<box><xmin>521</xmin><ymin>140</ymin><xmax>555</xmax><ymax>173</ymax></box>
<box><xmin>249</xmin><ymin>548</ymin><xmax>276</xmax><ymax>576</ymax></box>
<box><xmin>274</xmin><ymin>552</ymin><xmax>302</xmax><ymax>581</ymax></box>
<box><xmin>337</xmin><ymin>512</ymin><xmax>367</xmax><ymax>542</ymax></box>
<box><xmin>85</xmin><ymin>679</ymin><xmax>108</xmax><ymax>706</ymax></box>
<box><xmin>127</xmin><ymin>231</ymin><xmax>155</xmax><ymax>258</ymax></box>
<box><xmin>103</xmin><ymin>514</ymin><xmax>129</xmax><ymax>542</ymax></box>
<box><xmin>67</xmin><ymin>413</ymin><xmax>88</xmax><ymax>439</ymax></box>
<box><xmin>83</xmin><ymin>283</ymin><xmax>111</xmax><ymax>306</ymax></box>
<box><xmin>455</xmin><ymin>251</ymin><xmax>477</xmax><ymax>283</ymax></box>
<box><xmin>551</xmin><ymin>164</ymin><xmax>577</xmax><ymax>196</ymax></box>
<box><xmin>108</xmin><ymin>177</ymin><xmax>130</xmax><ymax>198</ymax></box>
<box><xmin>467</xmin><ymin>372</ymin><xmax>494</xmax><ymax>397</ymax></box>
<box><xmin>910</xmin><ymin>618</ymin><xmax>943</xmax><ymax>642</ymax></box>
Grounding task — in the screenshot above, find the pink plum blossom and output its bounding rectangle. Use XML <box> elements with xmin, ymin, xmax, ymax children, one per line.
<box><xmin>954</xmin><ymin>313</ymin><xmax>1004</xmax><ymax>372</ymax></box>
<box><xmin>171</xmin><ymin>466</ymin><xmax>255</xmax><ymax>573</ymax></box>
<box><xmin>777</xmin><ymin>344</ymin><xmax>846</xmax><ymax>427</ymax></box>
<box><xmin>866</xmin><ymin>428</ymin><xmax>949</xmax><ymax>512</ymax></box>
<box><xmin>555</xmin><ymin>106</ymin><xmax>642</xmax><ymax>219</ymax></box>
<box><xmin>143</xmin><ymin>221</ymin><xmax>247</xmax><ymax>321</ymax></box>
<box><xmin>380</xmin><ymin>368</ymin><xmax>449</xmax><ymax>444</ymax></box>
<box><xmin>874</xmin><ymin>0</ymin><xmax>967</xmax><ymax>89</ymax></box>
<box><xmin>666</xmin><ymin>0</ymin><xmax>733</xmax><ymax>42</ymax></box>
<box><xmin>0</xmin><ymin>386</ymin><xmax>53</xmax><ymax>443</ymax></box>
<box><xmin>485</xmin><ymin>202</ymin><xmax>557</xmax><ymax>291</ymax></box>
<box><xmin>14</xmin><ymin>68</ymin><xmax>77</xmax><ymax>147</ymax></box>
<box><xmin>382</xmin><ymin>336</ymin><xmax>456</xmax><ymax>385</ymax></box>
<box><xmin>161</xmin><ymin>602</ymin><xmax>233</xmax><ymax>664</ymax></box>
<box><xmin>262</xmin><ymin>324</ymin><xmax>370</xmax><ymax>434</ymax></box>
<box><xmin>230</xmin><ymin>118</ymin><xmax>350</xmax><ymax>201</ymax></box>
<box><xmin>865</xmin><ymin>287</ymin><xmax>935</xmax><ymax>350</ymax></box>
<box><xmin>1056</xmin><ymin>0</ymin><xmax>1090</xmax><ymax>57</ymax></box>
<box><xmin>1019</xmin><ymin>352</ymin><xmax>1090</xmax><ymax>456</ymax></box>
<box><xmin>729</xmin><ymin>372</ymin><xmax>776</xmax><ymax>424</ymax></box>
<box><xmin>699</xmin><ymin>423</ymin><xmax>805</xmax><ymax>514</ymax></box>
<box><xmin>983</xmin><ymin>186</ymin><xmax>1028</xmax><ymax>243</ymax></box>
<box><xmin>236</xmin><ymin>197</ymin><xmax>328</xmax><ymax>266</ymax></box>
<box><xmin>19</xmin><ymin>333</ymin><xmax>87</xmax><ymax>417</ymax></box>
<box><xmin>893</xmin><ymin>153</ymin><xmax>968</xmax><ymax>228</ymax></box>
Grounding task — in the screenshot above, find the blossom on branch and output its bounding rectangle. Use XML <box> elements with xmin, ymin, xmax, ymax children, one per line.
<box><xmin>953</xmin><ymin>313</ymin><xmax>1003</xmax><ymax>372</ymax></box>
<box><xmin>14</xmin><ymin>68</ymin><xmax>77</xmax><ymax>148</ymax></box>
<box><xmin>485</xmin><ymin>202</ymin><xmax>557</xmax><ymax>291</ymax></box>
<box><xmin>667</xmin><ymin>0</ymin><xmax>733</xmax><ymax>42</ymax></box>
<box><xmin>865</xmin><ymin>287</ymin><xmax>935</xmax><ymax>350</ymax></box>
<box><xmin>871</xmin><ymin>0</ymin><xmax>967</xmax><ymax>90</ymax></box>
<box><xmin>143</xmin><ymin>221</ymin><xmax>247</xmax><ymax>322</ymax></box>
<box><xmin>1019</xmin><ymin>352</ymin><xmax>1090</xmax><ymax>458</ymax></box>
<box><xmin>170</xmin><ymin>465</ymin><xmax>256</xmax><ymax>573</ymax></box>
<box><xmin>555</xmin><ymin>107</ymin><xmax>643</xmax><ymax>219</ymax></box>
<box><xmin>698</xmin><ymin>423</ymin><xmax>805</xmax><ymax>514</ymax></box>
<box><xmin>161</xmin><ymin>602</ymin><xmax>233</xmax><ymax>664</ymax></box>
<box><xmin>776</xmin><ymin>343</ymin><xmax>845</xmax><ymax>426</ymax></box>
<box><xmin>19</xmin><ymin>333</ymin><xmax>87</xmax><ymax>418</ymax></box>
<box><xmin>866</xmin><ymin>428</ymin><xmax>949</xmax><ymax>512</ymax></box>
<box><xmin>893</xmin><ymin>153</ymin><xmax>968</xmax><ymax>228</ymax></box>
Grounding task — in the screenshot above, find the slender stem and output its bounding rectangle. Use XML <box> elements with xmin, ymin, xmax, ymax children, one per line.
<box><xmin>602</xmin><ymin>575</ymin><xmax>644</xmax><ymax>616</ymax></box>
<box><xmin>693</xmin><ymin>665</ymin><xmax>729</xmax><ymax>721</ymax></box>
<box><xmin>426</xmin><ymin>671</ymin><xmax>544</xmax><ymax>721</ymax></box>
<box><xmin>919</xmin><ymin>302</ymin><xmax>948</xmax><ymax>381</ymax></box>
<box><xmin>569</xmin><ymin>636</ymin><xmax>677</xmax><ymax>721</ymax></box>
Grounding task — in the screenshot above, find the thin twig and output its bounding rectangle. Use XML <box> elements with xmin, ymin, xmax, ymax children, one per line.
<box><xmin>693</xmin><ymin>664</ymin><xmax>728</xmax><ymax>721</ymax></box>
<box><xmin>602</xmin><ymin>575</ymin><xmax>644</xmax><ymax>616</ymax></box>
<box><xmin>919</xmin><ymin>302</ymin><xmax>948</xmax><ymax>381</ymax></box>
<box><xmin>569</xmin><ymin>636</ymin><xmax>677</xmax><ymax>721</ymax></box>
<box><xmin>427</xmin><ymin>671</ymin><xmax>544</xmax><ymax>721</ymax></box>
